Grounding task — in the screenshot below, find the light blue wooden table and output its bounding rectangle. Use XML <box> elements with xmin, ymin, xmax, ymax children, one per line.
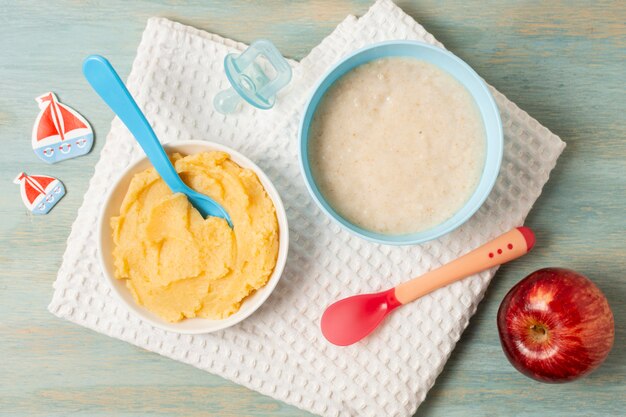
<box><xmin>1</xmin><ymin>1</ymin><xmax>624</xmax><ymax>416</ymax></box>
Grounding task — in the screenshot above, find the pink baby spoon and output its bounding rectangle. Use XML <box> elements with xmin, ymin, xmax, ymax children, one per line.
<box><xmin>321</xmin><ymin>227</ymin><xmax>535</xmax><ymax>346</ymax></box>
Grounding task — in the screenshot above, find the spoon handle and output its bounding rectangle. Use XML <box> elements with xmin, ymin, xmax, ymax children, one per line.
<box><xmin>82</xmin><ymin>55</ymin><xmax>185</xmax><ymax>193</ymax></box>
<box><xmin>394</xmin><ymin>227</ymin><xmax>535</xmax><ymax>304</ymax></box>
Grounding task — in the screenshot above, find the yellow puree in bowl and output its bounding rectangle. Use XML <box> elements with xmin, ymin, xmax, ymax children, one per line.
<box><xmin>111</xmin><ymin>151</ymin><xmax>279</xmax><ymax>322</ymax></box>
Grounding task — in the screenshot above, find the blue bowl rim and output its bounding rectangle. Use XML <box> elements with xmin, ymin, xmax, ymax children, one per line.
<box><xmin>298</xmin><ymin>40</ymin><xmax>503</xmax><ymax>245</ymax></box>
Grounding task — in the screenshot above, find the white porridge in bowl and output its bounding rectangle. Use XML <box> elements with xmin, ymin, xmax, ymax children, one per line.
<box><xmin>308</xmin><ymin>57</ymin><xmax>486</xmax><ymax>235</ymax></box>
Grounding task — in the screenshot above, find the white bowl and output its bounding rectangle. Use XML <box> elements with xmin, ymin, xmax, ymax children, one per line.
<box><xmin>97</xmin><ymin>140</ymin><xmax>289</xmax><ymax>334</ymax></box>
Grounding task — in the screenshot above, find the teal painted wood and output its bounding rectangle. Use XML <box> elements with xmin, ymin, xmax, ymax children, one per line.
<box><xmin>1</xmin><ymin>1</ymin><xmax>624</xmax><ymax>416</ymax></box>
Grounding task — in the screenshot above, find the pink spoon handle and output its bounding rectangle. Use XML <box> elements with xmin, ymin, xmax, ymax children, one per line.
<box><xmin>394</xmin><ymin>227</ymin><xmax>535</xmax><ymax>304</ymax></box>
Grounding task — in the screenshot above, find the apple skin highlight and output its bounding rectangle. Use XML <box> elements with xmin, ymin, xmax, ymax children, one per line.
<box><xmin>497</xmin><ymin>268</ymin><xmax>614</xmax><ymax>383</ymax></box>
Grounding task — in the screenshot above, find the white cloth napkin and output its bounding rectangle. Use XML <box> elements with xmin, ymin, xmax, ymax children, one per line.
<box><xmin>49</xmin><ymin>1</ymin><xmax>565</xmax><ymax>416</ymax></box>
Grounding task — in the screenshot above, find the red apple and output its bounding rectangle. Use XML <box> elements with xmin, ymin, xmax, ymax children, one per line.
<box><xmin>497</xmin><ymin>268</ymin><xmax>614</xmax><ymax>383</ymax></box>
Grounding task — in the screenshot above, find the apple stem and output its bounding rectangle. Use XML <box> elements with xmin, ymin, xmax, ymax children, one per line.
<box><xmin>529</xmin><ymin>324</ymin><xmax>549</xmax><ymax>343</ymax></box>
<box><xmin>531</xmin><ymin>324</ymin><xmax>545</xmax><ymax>335</ymax></box>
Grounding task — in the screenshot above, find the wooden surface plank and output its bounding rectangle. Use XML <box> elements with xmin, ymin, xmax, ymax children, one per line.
<box><xmin>1</xmin><ymin>1</ymin><xmax>624</xmax><ymax>416</ymax></box>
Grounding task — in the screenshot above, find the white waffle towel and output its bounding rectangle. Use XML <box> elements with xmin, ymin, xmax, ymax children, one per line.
<box><xmin>49</xmin><ymin>1</ymin><xmax>565</xmax><ymax>416</ymax></box>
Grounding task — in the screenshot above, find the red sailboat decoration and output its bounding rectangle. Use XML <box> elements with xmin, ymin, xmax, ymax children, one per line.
<box><xmin>13</xmin><ymin>172</ymin><xmax>66</xmax><ymax>215</ymax></box>
<box><xmin>32</xmin><ymin>92</ymin><xmax>93</xmax><ymax>164</ymax></box>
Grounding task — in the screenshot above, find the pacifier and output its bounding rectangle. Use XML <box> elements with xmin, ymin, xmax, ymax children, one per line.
<box><xmin>214</xmin><ymin>39</ymin><xmax>292</xmax><ymax>114</ymax></box>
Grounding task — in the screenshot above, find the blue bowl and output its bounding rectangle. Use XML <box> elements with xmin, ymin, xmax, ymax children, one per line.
<box><xmin>299</xmin><ymin>41</ymin><xmax>503</xmax><ymax>245</ymax></box>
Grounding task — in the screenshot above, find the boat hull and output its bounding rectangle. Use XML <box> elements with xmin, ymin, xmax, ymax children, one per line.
<box><xmin>31</xmin><ymin>182</ymin><xmax>66</xmax><ymax>215</ymax></box>
<box><xmin>33</xmin><ymin>133</ymin><xmax>94</xmax><ymax>164</ymax></box>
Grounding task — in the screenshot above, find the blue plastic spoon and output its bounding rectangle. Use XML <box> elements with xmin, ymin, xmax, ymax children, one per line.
<box><xmin>83</xmin><ymin>55</ymin><xmax>232</xmax><ymax>227</ymax></box>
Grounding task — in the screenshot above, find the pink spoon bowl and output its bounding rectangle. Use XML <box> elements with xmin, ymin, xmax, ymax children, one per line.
<box><xmin>321</xmin><ymin>288</ymin><xmax>401</xmax><ymax>346</ymax></box>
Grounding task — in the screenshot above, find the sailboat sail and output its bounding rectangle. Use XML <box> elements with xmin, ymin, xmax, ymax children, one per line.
<box><xmin>36</xmin><ymin>101</ymin><xmax>60</xmax><ymax>141</ymax></box>
<box><xmin>31</xmin><ymin>92</ymin><xmax>94</xmax><ymax>164</ymax></box>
